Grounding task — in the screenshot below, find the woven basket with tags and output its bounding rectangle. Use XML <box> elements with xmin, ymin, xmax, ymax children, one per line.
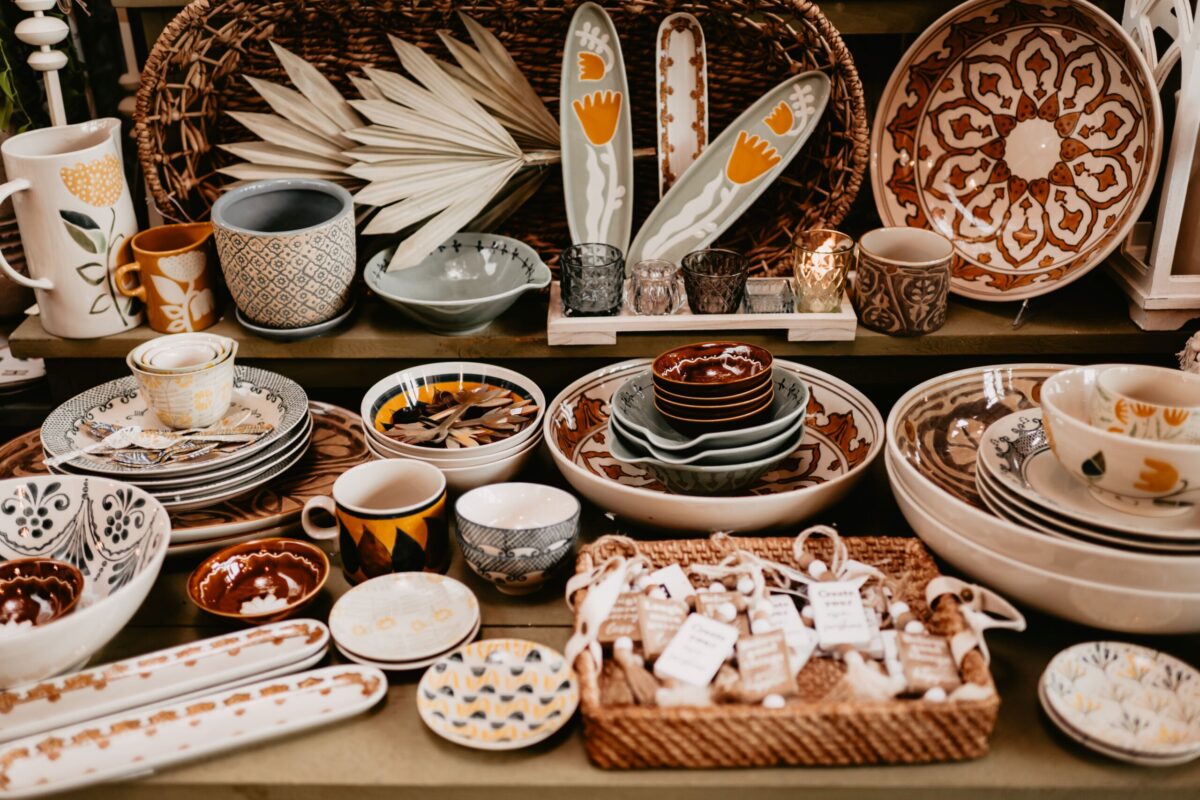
<box><xmin>571</xmin><ymin>535</ymin><xmax>999</xmax><ymax>768</ymax></box>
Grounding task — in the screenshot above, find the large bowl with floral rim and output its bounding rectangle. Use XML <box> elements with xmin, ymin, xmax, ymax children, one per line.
<box><xmin>544</xmin><ymin>359</ymin><xmax>882</xmax><ymax>532</ymax></box>
<box><xmin>886</xmin><ymin>364</ymin><xmax>1200</xmax><ymax>596</ymax></box>
<box><xmin>0</xmin><ymin>476</ymin><xmax>170</xmax><ymax>687</ymax></box>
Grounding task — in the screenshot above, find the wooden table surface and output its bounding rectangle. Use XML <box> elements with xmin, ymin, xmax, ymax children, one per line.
<box><xmin>61</xmin><ymin>457</ymin><xmax>1200</xmax><ymax>800</ymax></box>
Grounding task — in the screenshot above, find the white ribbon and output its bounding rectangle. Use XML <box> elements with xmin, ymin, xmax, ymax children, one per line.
<box><xmin>925</xmin><ymin>576</ymin><xmax>1026</xmax><ymax>666</ymax></box>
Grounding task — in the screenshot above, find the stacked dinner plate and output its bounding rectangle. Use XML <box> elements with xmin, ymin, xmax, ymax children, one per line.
<box><xmin>976</xmin><ymin>409</ymin><xmax>1200</xmax><ymax>556</ymax></box>
<box><xmin>329</xmin><ymin>573</ymin><xmax>481</xmax><ymax>670</ymax></box>
<box><xmin>0</xmin><ymin>337</ymin><xmax>44</xmax><ymax>397</ymax></box>
<box><xmin>607</xmin><ymin>342</ymin><xmax>808</xmax><ymax>494</ymax></box>
<box><xmin>40</xmin><ymin>367</ymin><xmax>311</xmax><ymax>513</ymax></box>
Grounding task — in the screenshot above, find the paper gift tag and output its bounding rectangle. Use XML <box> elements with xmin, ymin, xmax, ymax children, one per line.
<box><xmin>897</xmin><ymin>632</ymin><xmax>962</xmax><ymax>693</ymax></box>
<box><xmin>653</xmin><ymin>613</ymin><xmax>739</xmax><ymax>686</ymax></box>
<box><xmin>638</xmin><ymin>595</ymin><xmax>690</xmax><ymax>659</ymax></box>
<box><xmin>646</xmin><ymin>564</ymin><xmax>696</xmax><ymax>600</ymax></box>
<box><xmin>808</xmin><ymin>580</ymin><xmax>872</xmax><ymax>649</ymax></box>
<box><xmin>598</xmin><ymin>592</ymin><xmax>642</xmax><ymax>644</ymax></box>
<box><xmin>737</xmin><ymin>630</ymin><xmax>798</xmax><ymax>701</ymax></box>
<box><xmin>881</xmin><ymin>630</ymin><xmax>904</xmax><ymax>682</ymax></box>
<box><xmin>761</xmin><ymin>595</ymin><xmax>817</xmax><ymax>673</ymax></box>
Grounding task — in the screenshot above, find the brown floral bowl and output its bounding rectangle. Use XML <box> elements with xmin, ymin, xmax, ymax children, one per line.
<box><xmin>187</xmin><ymin>538</ymin><xmax>329</xmax><ymax>625</ymax></box>
<box><xmin>652</xmin><ymin>342</ymin><xmax>773</xmax><ymax>399</ymax></box>
<box><xmin>0</xmin><ymin>558</ymin><xmax>84</xmax><ymax>627</ymax></box>
<box><xmin>656</xmin><ymin>385</ymin><xmax>774</xmax><ymax>421</ymax></box>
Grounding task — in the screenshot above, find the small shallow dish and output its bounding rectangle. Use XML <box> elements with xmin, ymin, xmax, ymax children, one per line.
<box><xmin>652</xmin><ymin>341</ymin><xmax>773</xmax><ymax>398</ymax></box>
<box><xmin>236</xmin><ymin>299</ymin><xmax>356</xmax><ymax>342</ymax></box>
<box><xmin>655</xmin><ymin>383</ymin><xmax>773</xmax><ymax>419</ymax></box>
<box><xmin>1041</xmin><ymin>365</ymin><xmax>1200</xmax><ymax>516</ymax></box>
<box><xmin>361</xmin><ymin>362</ymin><xmax>544</xmax><ymax>462</ymax></box>
<box><xmin>655</xmin><ymin>376</ymin><xmax>771</xmax><ymax>407</ymax></box>
<box><xmin>0</xmin><ymin>558</ymin><xmax>84</xmax><ymax>627</ymax></box>
<box><xmin>0</xmin><ymin>476</ymin><xmax>169</xmax><ymax>687</ymax></box>
<box><xmin>655</xmin><ymin>395</ymin><xmax>773</xmax><ymax>435</ymax></box>
<box><xmin>613</xmin><ymin>368</ymin><xmax>808</xmax><ymax>452</ymax></box>
<box><xmin>187</xmin><ymin>538</ymin><xmax>329</xmax><ymax>624</ymax></box>
<box><xmin>455</xmin><ymin>483</ymin><xmax>580</xmax><ymax>595</ymax></box>
<box><xmin>610</xmin><ymin>412</ymin><xmax>804</xmax><ymax>466</ymax></box>
<box><xmin>366</xmin><ymin>235</ymin><xmax>551</xmax><ymax>334</ymax></box>
<box><xmin>610</xmin><ymin>422</ymin><xmax>801</xmax><ymax>495</ymax></box>
<box><xmin>417</xmin><ymin>639</ymin><xmax>578</xmax><ymax>751</ymax></box>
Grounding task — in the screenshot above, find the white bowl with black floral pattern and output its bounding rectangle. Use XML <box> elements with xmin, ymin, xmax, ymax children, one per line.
<box><xmin>0</xmin><ymin>476</ymin><xmax>169</xmax><ymax>687</ymax></box>
<box><xmin>454</xmin><ymin>483</ymin><xmax>579</xmax><ymax>595</ymax></box>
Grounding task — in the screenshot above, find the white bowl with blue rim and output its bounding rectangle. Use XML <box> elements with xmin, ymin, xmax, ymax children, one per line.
<box><xmin>365</xmin><ymin>234</ymin><xmax>551</xmax><ymax>334</ymax></box>
<box><xmin>454</xmin><ymin>483</ymin><xmax>579</xmax><ymax>595</ymax></box>
<box><xmin>0</xmin><ymin>476</ymin><xmax>170</xmax><ymax>687</ymax></box>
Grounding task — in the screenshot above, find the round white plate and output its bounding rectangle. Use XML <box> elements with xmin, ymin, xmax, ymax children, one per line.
<box><xmin>41</xmin><ymin>366</ymin><xmax>309</xmax><ymax>477</ymax></box>
<box><xmin>334</xmin><ymin>616</ymin><xmax>481</xmax><ymax>671</ymax></box>
<box><xmin>236</xmin><ymin>300</ymin><xmax>356</xmax><ymax>342</ymax></box>
<box><xmin>1040</xmin><ymin>641</ymin><xmax>1200</xmax><ymax>762</ymax></box>
<box><xmin>167</xmin><ymin>522</ymin><xmax>304</xmax><ymax>553</ymax></box>
<box><xmin>0</xmin><ymin>344</ymin><xmax>44</xmax><ymax>387</ymax></box>
<box><xmin>980</xmin><ymin>409</ymin><xmax>1200</xmax><ymax>541</ymax></box>
<box><xmin>157</xmin><ymin>433</ymin><xmax>311</xmax><ymax>512</ymax></box>
<box><xmin>417</xmin><ymin>639</ymin><xmax>578</xmax><ymax>751</ymax></box>
<box><xmin>329</xmin><ymin>573</ymin><xmax>479</xmax><ymax>663</ymax></box>
<box><xmin>976</xmin><ymin>464</ymin><xmax>1200</xmax><ymax>554</ymax></box>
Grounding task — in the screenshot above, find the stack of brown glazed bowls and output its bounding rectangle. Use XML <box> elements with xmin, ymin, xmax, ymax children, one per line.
<box><xmin>651</xmin><ymin>342</ymin><xmax>774</xmax><ymax>435</ymax></box>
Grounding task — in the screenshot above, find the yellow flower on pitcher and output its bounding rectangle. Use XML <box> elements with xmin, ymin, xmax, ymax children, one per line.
<box><xmin>725</xmin><ymin>131</ymin><xmax>781</xmax><ymax>185</ymax></box>
<box><xmin>573</xmin><ymin>90</ymin><xmax>622</xmax><ymax>146</ymax></box>
<box><xmin>60</xmin><ymin>154</ymin><xmax>124</xmax><ymax>208</ymax></box>
<box><xmin>1134</xmin><ymin>458</ymin><xmax>1179</xmax><ymax>493</ymax></box>
<box><xmin>763</xmin><ymin>101</ymin><xmax>794</xmax><ymax>136</ymax></box>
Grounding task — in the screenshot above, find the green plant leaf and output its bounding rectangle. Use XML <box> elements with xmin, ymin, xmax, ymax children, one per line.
<box><xmin>75</xmin><ymin>262</ymin><xmax>106</xmax><ymax>286</ymax></box>
<box><xmin>60</xmin><ymin>210</ymin><xmax>99</xmax><ymax>230</ymax></box>
<box><xmin>60</xmin><ymin>212</ymin><xmax>105</xmax><ymax>254</ymax></box>
<box><xmin>89</xmin><ymin>293</ymin><xmax>112</xmax><ymax>315</ymax></box>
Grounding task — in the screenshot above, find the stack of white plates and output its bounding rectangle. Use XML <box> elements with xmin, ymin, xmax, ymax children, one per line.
<box><xmin>40</xmin><ymin>367</ymin><xmax>311</xmax><ymax>512</ymax></box>
<box><xmin>1040</xmin><ymin>641</ymin><xmax>1200</xmax><ymax>766</ymax></box>
<box><xmin>0</xmin><ymin>341</ymin><xmax>44</xmax><ymax>396</ymax></box>
<box><xmin>976</xmin><ymin>409</ymin><xmax>1200</xmax><ymax>556</ymax></box>
<box><xmin>330</xmin><ymin>573</ymin><xmax>480</xmax><ymax>670</ymax></box>
<box><xmin>886</xmin><ymin>364</ymin><xmax>1200</xmax><ymax>634</ymax></box>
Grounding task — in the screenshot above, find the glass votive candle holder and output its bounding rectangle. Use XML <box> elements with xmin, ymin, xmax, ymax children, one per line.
<box><xmin>681</xmin><ymin>249</ymin><xmax>749</xmax><ymax>315</ymax></box>
<box><xmin>560</xmin><ymin>243</ymin><xmax>624</xmax><ymax>317</ymax></box>
<box><xmin>793</xmin><ymin>229</ymin><xmax>855</xmax><ymax>313</ymax></box>
<box><xmin>744</xmin><ymin>278</ymin><xmax>794</xmax><ymax>314</ymax></box>
<box><xmin>627</xmin><ymin>259</ymin><xmax>682</xmax><ymax>315</ymax></box>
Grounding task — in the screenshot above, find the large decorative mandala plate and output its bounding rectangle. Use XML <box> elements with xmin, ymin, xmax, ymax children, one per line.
<box><xmin>872</xmin><ymin>0</ymin><xmax>1162</xmax><ymax>301</ymax></box>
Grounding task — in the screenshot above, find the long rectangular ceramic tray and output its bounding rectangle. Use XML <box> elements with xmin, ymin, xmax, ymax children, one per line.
<box><xmin>0</xmin><ymin>665</ymin><xmax>386</xmax><ymax>798</ymax></box>
<box><xmin>0</xmin><ymin>619</ymin><xmax>330</xmax><ymax>742</ymax></box>
<box><xmin>546</xmin><ymin>279</ymin><xmax>856</xmax><ymax>345</ymax></box>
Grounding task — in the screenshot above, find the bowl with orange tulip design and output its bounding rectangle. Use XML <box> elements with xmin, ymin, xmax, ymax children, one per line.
<box><xmin>1042</xmin><ymin>365</ymin><xmax>1200</xmax><ymax>516</ymax></box>
<box><xmin>1087</xmin><ymin>365</ymin><xmax>1200</xmax><ymax>444</ymax></box>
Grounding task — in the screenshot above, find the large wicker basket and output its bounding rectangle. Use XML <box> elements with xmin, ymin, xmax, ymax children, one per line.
<box><xmin>572</xmin><ymin>535</ymin><xmax>999</xmax><ymax>768</ymax></box>
<box><xmin>134</xmin><ymin>0</ymin><xmax>867</xmax><ymax>273</ymax></box>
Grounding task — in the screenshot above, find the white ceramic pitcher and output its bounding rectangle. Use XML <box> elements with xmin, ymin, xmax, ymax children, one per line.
<box><xmin>0</xmin><ymin>118</ymin><xmax>142</xmax><ymax>338</ymax></box>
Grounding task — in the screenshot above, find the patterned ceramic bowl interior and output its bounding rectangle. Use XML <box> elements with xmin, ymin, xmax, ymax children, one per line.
<box><xmin>0</xmin><ymin>477</ymin><xmax>169</xmax><ymax>622</ymax></box>
<box><xmin>187</xmin><ymin>538</ymin><xmax>329</xmax><ymax>623</ymax></box>
<box><xmin>361</xmin><ymin>362</ymin><xmax>545</xmax><ymax>459</ymax></box>
<box><xmin>652</xmin><ymin>341</ymin><xmax>773</xmax><ymax>397</ymax></box>
<box><xmin>0</xmin><ymin>558</ymin><xmax>84</xmax><ymax>626</ymax></box>
<box><xmin>366</xmin><ymin>234</ymin><xmax>551</xmax><ymax>305</ymax></box>
<box><xmin>548</xmin><ymin>359</ymin><xmax>878</xmax><ymax>501</ymax></box>
<box><xmin>417</xmin><ymin>638</ymin><xmax>578</xmax><ymax>750</ymax></box>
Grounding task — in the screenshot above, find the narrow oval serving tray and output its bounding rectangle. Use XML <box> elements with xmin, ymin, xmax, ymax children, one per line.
<box><xmin>656</xmin><ymin>12</ymin><xmax>708</xmax><ymax>196</ymax></box>
<box><xmin>628</xmin><ymin>71</ymin><xmax>830</xmax><ymax>267</ymax></box>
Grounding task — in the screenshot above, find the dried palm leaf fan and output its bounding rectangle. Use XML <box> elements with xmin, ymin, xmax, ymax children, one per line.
<box><xmin>220</xmin><ymin>15</ymin><xmax>561</xmax><ymax>271</ymax></box>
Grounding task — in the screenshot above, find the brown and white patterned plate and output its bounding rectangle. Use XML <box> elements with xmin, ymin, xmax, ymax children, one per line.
<box><xmin>0</xmin><ymin>402</ymin><xmax>370</xmax><ymax>541</ymax></box>
<box><xmin>544</xmin><ymin>359</ymin><xmax>882</xmax><ymax>532</ymax></box>
<box><xmin>872</xmin><ymin>0</ymin><xmax>1161</xmax><ymax>301</ymax></box>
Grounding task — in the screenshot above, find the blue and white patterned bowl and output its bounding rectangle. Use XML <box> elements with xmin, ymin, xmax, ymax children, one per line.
<box><xmin>0</xmin><ymin>476</ymin><xmax>170</xmax><ymax>687</ymax></box>
<box><xmin>454</xmin><ymin>483</ymin><xmax>579</xmax><ymax>595</ymax></box>
<box><xmin>366</xmin><ymin>234</ymin><xmax>551</xmax><ymax>334</ymax></box>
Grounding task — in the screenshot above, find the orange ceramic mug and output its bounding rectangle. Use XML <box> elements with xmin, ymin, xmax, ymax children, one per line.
<box><xmin>115</xmin><ymin>222</ymin><xmax>220</xmax><ymax>333</ymax></box>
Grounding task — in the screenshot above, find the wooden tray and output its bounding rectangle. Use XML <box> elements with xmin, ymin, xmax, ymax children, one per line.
<box><xmin>546</xmin><ymin>279</ymin><xmax>857</xmax><ymax>345</ymax></box>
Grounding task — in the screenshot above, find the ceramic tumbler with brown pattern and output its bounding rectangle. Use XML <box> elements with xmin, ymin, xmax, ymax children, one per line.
<box><xmin>854</xmin><ymin>227</ymin><xmax>953</xmax><ymax>336</ymax></box>
<box><xmin>115</xmin><ymin>222</ymin><xmax>220</xmax><ymax>333</ymax></box>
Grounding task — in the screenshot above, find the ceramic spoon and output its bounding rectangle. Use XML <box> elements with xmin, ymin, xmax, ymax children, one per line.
<box><xmin>560</xmin><ymin>1</ymin><xmax>633</xmax><ymax>253</ymax></box>
<box><xmin>627</xmin><ymin>71</ymin><xmax>831</xmax><ymax>266</ymax></box>
<box><xmin>655</xmin><ymin>13</ymin><xmax>708</xmax><ymax>196</ymax></box>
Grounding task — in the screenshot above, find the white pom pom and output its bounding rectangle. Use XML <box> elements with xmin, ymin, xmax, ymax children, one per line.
<box><xmin>762</xmin><ymin>694</ymin><xmax>786</xmax><ymax>709</ymax></box>
<box><xmin>736</xmin><ymin>576</ymin><xmax>755</xmax><ymax>595</ymax></box>
<box><xmin>707</xmin><ymin>582</ymin><xmax>727</xmax><ymax>593</ymax></box>
<box><xmin>716</xmin><ymin>602</ymin><xmax>737</xmax><ymax>623</ymax></box>
<box><xmin>614</xmin><ymin>636</ymin><xmax>633</xmax><ymax>652</ymax></box>
<box><xmin>924</xmin><ymin>687</ymin><xmax>947</xmax><ymax>703</ymax></box>
<box><xmin>904</xmin><ymin>620</ymin><xmax>926</xmax><ymax>634</ymax></box>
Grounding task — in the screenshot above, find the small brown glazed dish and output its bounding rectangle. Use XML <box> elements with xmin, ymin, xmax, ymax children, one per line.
<box><xmin>187</xmin><ymin>538</ymin><xmax>329</xmax><ymax>625</ymax></box>
<box><xmin>656</xmin><ymin>386</ymin><xmax>774</xmax><ymax>421</ymax></box>
<box><xmin>655</xmin><ymin>396</ymin><xmax>774</xmax><ymax>435</ymax></box>
<box><xmin>0</xmin><ymin>558</ymin><xmax>84</xmax><ymax>627</ymax></box>
<box><xmin>655</xmin><ymin>376</ymin><xmax>774</xmax><ymax>407</ymax></box>
<box><xmin>652</xmin><ymin>342</ymin><xmax>773</xmax><ymax>398</ymax></box>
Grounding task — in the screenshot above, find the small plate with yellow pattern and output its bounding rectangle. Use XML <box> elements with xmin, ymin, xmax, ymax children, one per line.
<box><xmin>1040</xmin><ymin>641</ymin><xmax>1200</xmax><ymax>764</ymax></box>
<box><xmin>329</xmin><ymin>573</ymin><xmax>479</xmax><ymax>663</ymax></box>
<box><xmin>417</xmin><ymin>638</ymin><xmax>579</xmax><ymax>750</ymax></box>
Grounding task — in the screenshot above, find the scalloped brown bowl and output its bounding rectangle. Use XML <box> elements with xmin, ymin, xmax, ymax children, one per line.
<box><xmin>188</xmin><ymin>538</ymin><xmax>329</xmax><ymax>625</ymax></box>
<box><xmin>0</xmin><ymin>558</ymin><xmax>84</xmax><ymax>627</ymax></box>
<box><xmin>654</xmin><ymin>395</ymin><xmax>774</xmax><ymax>435</ymax></box>
<box><xmin>652</xmin><ymin>342</ymin><xmax>773</xmax><ymax>399</ymax></box>
<box><xmin>656</xmin><ymin>386</ymin><xmax>775</xmax><ymax>422</ymax></box>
